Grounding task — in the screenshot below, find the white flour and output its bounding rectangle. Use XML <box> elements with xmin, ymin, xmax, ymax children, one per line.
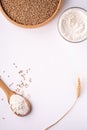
<box><xmin>58</xmin><ymin>8</ymin><xmax>87</xmax><ymax>42</ymax></box>
<box><xmin>9</xmin><ymin>94</ymin><xmax>29</xmax><ymax>115</ymax></box>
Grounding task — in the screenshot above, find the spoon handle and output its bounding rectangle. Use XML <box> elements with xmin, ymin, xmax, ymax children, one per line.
<box><xmin>0</xmin><ymin>79</ymin><xmax>13</xmax><ymax>100</ymax></box>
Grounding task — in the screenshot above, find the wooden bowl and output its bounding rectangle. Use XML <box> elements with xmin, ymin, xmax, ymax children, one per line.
<box><xmin>0</xmin><ymin>0</ymin><xmax>62</xmax><ymax>28</ymax></box>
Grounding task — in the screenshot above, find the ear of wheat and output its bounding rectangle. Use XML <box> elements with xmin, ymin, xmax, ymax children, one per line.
<box><xmin>76</xmin><ymin>78</ymin><xmax>81</xmax><ymax>98</ymax></box>
<box><xmin>45</xmin><ymin>77</ymin><xmax>81</xmax><ymax>130</ymax></box>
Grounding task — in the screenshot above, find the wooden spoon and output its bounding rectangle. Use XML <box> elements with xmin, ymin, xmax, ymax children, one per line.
<box><xmin>0</xmin><ymin>79</ymin><xmax>31</xmax><ymax>116</ymax></box>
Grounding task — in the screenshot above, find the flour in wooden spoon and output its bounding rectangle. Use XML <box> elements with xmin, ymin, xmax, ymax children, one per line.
<box><xmin>9</xmin><ymin>94</ymin><xmax>29</xmax><ymax>115</ymax></box>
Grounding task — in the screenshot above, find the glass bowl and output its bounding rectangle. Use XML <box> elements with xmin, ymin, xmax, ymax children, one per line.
<box><xmin>58</xmin><ymin>7</ymin><xmax>87</xmax><ymax>43</ymax></box>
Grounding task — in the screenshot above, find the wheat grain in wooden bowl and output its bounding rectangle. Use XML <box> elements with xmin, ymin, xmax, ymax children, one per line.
<box><xmin>0</xmin><ymin>0</ymin><xmax>62</xmax><ymax>28</ymax></box>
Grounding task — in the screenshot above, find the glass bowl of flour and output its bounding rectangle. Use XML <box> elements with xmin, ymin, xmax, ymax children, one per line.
<box><xmin>58</xmin><ymin>7</ymin><xmax>87</xmax><ymax>43</ymax></box>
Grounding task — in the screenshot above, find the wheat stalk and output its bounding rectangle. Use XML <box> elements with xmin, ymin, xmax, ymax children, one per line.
<box><xmin>76</xmin><ymin>77</ymin><xmax>81</xmax><ymax>98</ymax></box>
<box><xmin>44</xmin><ymin>77</ymin><xmax>81</xmax><ymax>130</ymax></box>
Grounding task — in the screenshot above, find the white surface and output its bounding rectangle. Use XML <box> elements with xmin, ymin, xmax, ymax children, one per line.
<box><xmin>0</xmin><ymin>0</ymin><xmax>87</xmax><ymax>130</ymax></box>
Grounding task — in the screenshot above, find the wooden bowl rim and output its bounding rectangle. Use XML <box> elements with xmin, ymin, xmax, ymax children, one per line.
<box><xmin>0</xmin><ymin>0</ymin><xmax>62</xmax><ymax>28</ymax></box>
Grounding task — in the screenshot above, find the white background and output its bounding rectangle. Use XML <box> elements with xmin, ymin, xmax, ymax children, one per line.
<box><xmin>0</xmin><ymin>0</ymin><xmax>87</xmax><ymax>130</ymax></box>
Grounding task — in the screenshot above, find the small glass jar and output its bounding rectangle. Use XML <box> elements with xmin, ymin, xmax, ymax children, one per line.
<box><xmin>58</xmin><ymin>7</ymin><xmax>87</xmax><ymax>43</ymax></box>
